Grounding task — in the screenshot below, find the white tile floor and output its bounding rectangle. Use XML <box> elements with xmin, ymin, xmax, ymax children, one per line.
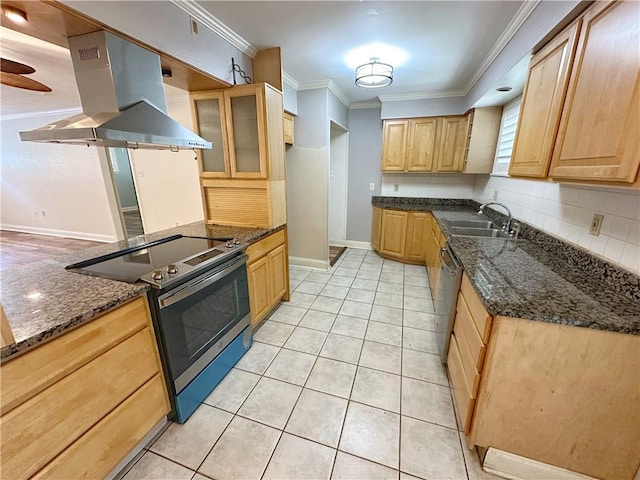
<box><xmin>122</xmin><ymin>249</ymin><xmax>502</xmax><ymax>480</ymax></box>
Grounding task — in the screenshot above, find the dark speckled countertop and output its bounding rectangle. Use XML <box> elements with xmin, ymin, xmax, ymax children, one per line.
<box><xmin>1</xmin><ymin>222</ymin><xmax>282</xmax><ymax>361</ymax></box>
<box><xmin>373</xmin><ymin>197</ymin><xmax>640</xmax><ymax>335</ymax></box>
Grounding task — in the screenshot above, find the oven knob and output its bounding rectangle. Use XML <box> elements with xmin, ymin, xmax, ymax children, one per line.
<box><xmin>226</xmin><ymin>240</ymin><xmax>234</xmax><ymax>248</ymax></box>
<box><xmin>167</xmin><ymin>264</ymin><xmax>178</xmax><ymax>275</ymax></box>
<box><xmin>152</xmin><ymin>270</ymin><xmax>164</xmax><ymax>281</ymax></box>
<box><xmin>233</xmin><ymin>238</ymin><xmax>240</xmax><ymax>245</ymax></box>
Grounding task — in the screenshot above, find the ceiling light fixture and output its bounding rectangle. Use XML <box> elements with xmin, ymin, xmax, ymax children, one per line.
<box><xmin>355</xmin><ymin>58</ymin><xmax>393</xmax><ymax>88</ymax></box>
<box><xmin>3</xmin><ymin>6</ymin><xmax>27</xmax><ymax>24</ymax></box>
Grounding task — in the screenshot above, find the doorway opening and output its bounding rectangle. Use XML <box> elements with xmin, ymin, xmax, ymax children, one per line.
<box><xmin>106</xmin><ymin>147</ymin><xmax>144</xmax><ymax>238</ymax></box>
<box><xmin>328</xmin><ymin>121</ymin><xmax>348</xmax><ymax>266</ymax></box>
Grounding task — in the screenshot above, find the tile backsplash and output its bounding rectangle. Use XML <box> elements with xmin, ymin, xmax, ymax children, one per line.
<box><xmin>474</xmin><ymin>176</ymin><xmax>640</xmax><ymax>274</ymax></box>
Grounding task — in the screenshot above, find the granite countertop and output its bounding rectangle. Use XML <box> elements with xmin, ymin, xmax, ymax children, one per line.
<box><xmin>1</xmin><ymin>222</ymin><xmax>281</xmax><ymax>361</ymax></box>
<box><xmin>373</xmin><ymin>197</ymin><xmax>640</xmax><ymax>335</ymax></box>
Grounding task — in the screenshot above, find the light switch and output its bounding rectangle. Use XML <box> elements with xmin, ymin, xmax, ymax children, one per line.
<box><xmin>369</xmin><ymin>182</ymin><xmax>375</xmax><ymax>191</ymax></box>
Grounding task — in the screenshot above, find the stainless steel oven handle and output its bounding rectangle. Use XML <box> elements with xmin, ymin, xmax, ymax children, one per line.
<box><xmin>159</xmin><ymin>254</ymin><xmax>247</xmax><ymax>309</ymax></box>
<box><xmin>440</xmin><ymin>248</ymin><xmax>458</xmax><ymax>275</ymax></box>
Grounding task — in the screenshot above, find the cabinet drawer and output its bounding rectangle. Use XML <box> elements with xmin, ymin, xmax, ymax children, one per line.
<box><xmin>1</xmin><ymin>297</ymin><xmax>149</xmax><ymax>415</ymax></box>
<box><xmin>32</xmin><ymin>374</ymin><xmax>169</xmax><ymax>480</ymax></box>
<box><xmin>1</xmin><ymin>328</ymin><xmax>160</xmax><ymax>479</ymax></box>
<box><xmin>456</xmin><ymin>295</ymin><xmax>486</xmax><ymax>371</ymax></box>
<box><xmin>453</xmin><ymin>311</ymin><xmax>482</xmax><ymax>397</ymax></box>
<box><xmin>246</xmin><ymin>230</ymin><xmax>285</xmax><ymax>264</ymax></box>
<box><xmin>460</xmin><ymin>275</ymin><xmax>492</xmax><ymax>341</ymax></box>
<box><xmin>448</xmin><ymin>334</ymin><xmax>475</xmax><ymax>433</ymax></box>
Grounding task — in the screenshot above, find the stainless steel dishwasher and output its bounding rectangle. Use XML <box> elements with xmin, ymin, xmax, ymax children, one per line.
<box><xmin>434</xmin><ymin>244</ymin><xmax>463</xmax><ymax>364</ymax></box>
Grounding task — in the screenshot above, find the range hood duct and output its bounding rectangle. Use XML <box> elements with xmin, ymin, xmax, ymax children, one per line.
<box><xmin>20</xmin><ymin>31</ymin><xmax>212</xmax><ymax>150</ymax></box>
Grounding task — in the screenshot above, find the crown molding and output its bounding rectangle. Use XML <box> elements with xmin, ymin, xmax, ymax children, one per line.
<box><xmin>349</xmin><ymin>102</ymin><xmax>381</xmax><ymax>110</ymax></box>
<box><xmin>298</xmin><ymin>79</ymin><xmax>350</xmax><ymax>108</ymax></box>
<box><xmin>378</xmin><ymin>90</ymin><xmax>466</xmax><ymax>102</ymax></box>
<box><xmin>282</xmin><ymin>72</ymin><xmax>300</xmax><ymax>90</ymax></box>
<box><xmin>1</xmin><ymin>107</ymin><xmax>82</xmax><ymax>121</ymax></box>
<box><xmin>464</xmin><ymin>0</ymin><xmax>541</xmax><ymax>94</ymax></box>
<box><xmin>169</xmin><ymin>0</ymin><xmax>257</xmax><ymax>58</ymax></box>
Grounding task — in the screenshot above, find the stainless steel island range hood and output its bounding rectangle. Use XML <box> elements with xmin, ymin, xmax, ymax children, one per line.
<box><xmin>20</xmin><ymin>31</ymin><xmax>212</xmax><ymax>151</ymax></box>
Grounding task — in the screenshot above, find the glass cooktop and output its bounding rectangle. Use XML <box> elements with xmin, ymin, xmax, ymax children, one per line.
<box><xmin>66</xmin><ymin>236</ymin><xmax>230</xmax><ymax>283</ymax></box>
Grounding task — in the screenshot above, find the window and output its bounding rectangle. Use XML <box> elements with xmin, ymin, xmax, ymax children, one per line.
<box><xmin>492</xmin><ymin>96</ymin><xmax>521</xmax><ymax>175</ymax></box>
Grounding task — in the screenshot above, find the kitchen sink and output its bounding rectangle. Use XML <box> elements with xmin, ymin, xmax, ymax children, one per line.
<box><xmin>443</xmin><ymin>219</ymin><xmax>496</xmax><ymax>229</ymax></box>
<box><xmin>448</xmin><ymin>226</ymin><xmax>512</xmax><ymax>238</ymax></box>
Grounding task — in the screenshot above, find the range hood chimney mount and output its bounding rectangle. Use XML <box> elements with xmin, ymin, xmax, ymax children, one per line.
<box><xmin>20</xmin><ymin>31</ymin><xmax>212</xmax><ymax>151</ymax></box>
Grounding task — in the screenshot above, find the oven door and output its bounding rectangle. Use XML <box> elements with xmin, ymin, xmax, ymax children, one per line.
<box><xmin>156</xmin><ymin>253</ymin><xmax>250</xmax><ymax>393</ymax></box>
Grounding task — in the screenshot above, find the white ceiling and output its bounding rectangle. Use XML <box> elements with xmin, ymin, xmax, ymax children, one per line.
<box><xmin>196</xmin><ymin>1</ymin><xmax>526</xmax><ymax>103</ymax></box>
<box><xmin>0</xmin><ymin>1</ymin><xmax>532</xmax><ymax>117</ymax></box>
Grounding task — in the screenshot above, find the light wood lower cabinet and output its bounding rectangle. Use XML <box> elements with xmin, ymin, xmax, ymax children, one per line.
<box><xmin>374</xmin><ymin>208</ymin><xmax>439</xmax><ymax>266</ymax></box>
<box><xmin>0</xmin><ymin>296</ymin><xmax>170</xmax><ymax>480</ymax></box>
<box><xmin>380</xmin><ymin>210</ymin><xmax>408</xmax><ymax>259</ymax></box>
<box><xmin>246</xmin><ymin>228</ymin><xmax>290</xmax><ymax>326</ymax></box>
<box><xmin>448</xmin><ymin>273</ymin><xmax>640</xmax><ymax>480</ymax></box>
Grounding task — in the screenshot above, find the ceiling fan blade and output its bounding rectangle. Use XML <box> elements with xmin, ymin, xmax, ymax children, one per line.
<box><xmin>1</xmin><ymin>58</ymin><xmax>36</xmax><ymax>75</ymax></box>
<box><xmin>0</xmin><ymin>72</ymin><xmax>52</xmax><ymax>92</ymax></box>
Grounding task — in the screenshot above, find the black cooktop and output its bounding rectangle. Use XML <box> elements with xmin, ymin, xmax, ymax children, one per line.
<box><xmin>66</xmin><ymin>235</ymin><xmax>239</xmax><ymax>285</ymax></box>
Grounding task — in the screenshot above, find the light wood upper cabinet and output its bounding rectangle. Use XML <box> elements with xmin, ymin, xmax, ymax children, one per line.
<box><xmin>509</xmin><ymin>21</ymin><xmax>581</xmax><ymax>178</ymax></box>
<box><xmin>549</xmin><ymin>0</ymin><xmax>640</xmax><ymax>183</ymax></box>
<box><xmin>283</xmin><ymin>112</ymin><xmax>294</xmax><ymax>145</ymax></box>
<box><xmin>381</xmin><ymin>120</ymin><xmax>409</xmax><ymax>171</ymax></box>
<box><xmin>380</xmin><ymin>210</ymin><xmax>408</xmax><ymax>258</ymax></box>
<box><xmin>192</xmin><ymin>83</ymin><xmax>284</xmax><ymax>180</ymax></box>
<box><xmin>191</xmin><ymin>92</ymin><xmax>231</xmax><ymax>177</ymax></box>
<box><xmin>434</xmin><ymin>116</ymin><xmax>469</xmax><ymax>172</ymax></box>
<box><xmin>407</xmin><ymin>118</ymin><xmax>439</xmax><ymax>171</ymax></box>
<box><xmin>382</xmin><ymin>112</ymin><xmax>497</xmax><ymax>173</ymax></box>
<box><xmin>193</xmin><ymin>83</ymin><xmax>287</xmax><ymax>228</ymax></box>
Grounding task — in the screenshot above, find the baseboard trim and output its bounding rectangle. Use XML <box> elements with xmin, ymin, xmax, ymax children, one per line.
<box><xmin>0</xmin><ymin>224</ymin><xmax>116</xmax><ymax>243</ymax></box>
<box><xmin>329</xmin><ymin>240</ymin><xmax>372</xmax><ymax>250</ymax></box>
<box><xmin>289</xmin><ymin>256</ymin><xmax>330</xmax><ymax>270</ymax></box>
<box><xmin>483</xmin><ymin>448</ymin><xmax>597</xmax><ymax>480</ymax></box>
<box><xmin>120</xmin><ymin>206</ymin><xmax>139</xmax><ymax>213</ymax></box>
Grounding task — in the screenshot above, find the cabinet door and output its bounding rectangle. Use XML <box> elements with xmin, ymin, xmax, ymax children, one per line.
<box><xmin>283</xmin><ymin>112</ymin><xmax>294</xmax><ymax>145</ymax></box>
<box><xmin>267</xmin><ymin>244</ymin><xmax>287</xmax><ymax>306</ymax></box>
<box><xmin>192</xmin><ymin>93</ymin><xmax>231</xmax><ymax>177</ymax></box>
<box><xmin>434</xmin><ymin>117</ymin><xmax>468</xmax><ymax>172</ymax></box>
<box><xmin>509</xmin><ymin>21</ymin><xmax>580</xmax><ymax>177</ymax></box>
<box><xmin>380</xmin><ymin>210</ymin><xmax>408</xmax><ymax>258</ymax></box>
<box><xmin>371</xmin><ymin>207</ymin><xmax>382</xmax><ymax>252</ymax></box>
<box><xmin>550</xmin><ymin>1</ymin><xmax>640</xmax><ymax>183</ymax></box>
<box><xmin>225</xmin><ymin>86</ymin><xmax>268</xmax><ymax>179</ymax></box>
<box><xmin>405</xmin><ymin>212</ymin><xmax>430</xmax><ymax>262</ymax></box>
<box><xmin>382</xmin><ymin>120</ymin><xmax>409</xmax><ymax>171</ymax></box>
<box><xmin>407</xmin><ymin>118</ymin><xmax>438</xmax><ymax>171</ymax></box>
<box><xmin>247</xmin><ymin>257</ymin><xmax>270</xmax><ymax>325</ymax></box>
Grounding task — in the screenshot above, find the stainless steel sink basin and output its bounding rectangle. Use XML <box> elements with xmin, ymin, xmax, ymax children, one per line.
<box><xmin>444</xmin><ymin>219</ymin><xmax>496</xmax><ymax>229</ymax></box>
<box><xmin>448</xmin><ymin>226</ymin><xmax>512</xmax><ymax>238</ymax></box>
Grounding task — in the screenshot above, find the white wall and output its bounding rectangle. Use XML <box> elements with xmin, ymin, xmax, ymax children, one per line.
<box><xmin>474</xmin><ymin>176</ymin><xmax>640</xmax><ymax>274</ymax></box>
<box><xmin>381</xmin><ymin>174</ymin><xmax>476</xmax><ymax>198</ymax></box>
<box><xmin>0</xmin><ymin>112</ymin><xmax>118</xmax><ymax>242</ymax></box>
<box><xmin>129</xmin><ymin>91</ymin><xmax>205</xmax><ymax>234</ymax></box>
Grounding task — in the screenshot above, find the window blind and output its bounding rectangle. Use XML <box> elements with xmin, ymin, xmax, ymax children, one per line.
<box><xmin>492</xmin><ymin>96</ymin><xmax>521</xmax><ymax>175</ymax></box>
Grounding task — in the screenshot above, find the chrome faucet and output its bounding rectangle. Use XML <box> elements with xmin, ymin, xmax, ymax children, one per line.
<box><xmin>478</xmin><ymin>202</ymin><xmax>513</xmax><ymax>233</ymax></box>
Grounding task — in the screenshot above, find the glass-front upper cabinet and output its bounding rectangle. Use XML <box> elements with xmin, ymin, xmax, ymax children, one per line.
<box><xmin>191</xmin><ymin>84</ymin><xmax>269</xmax><ymax>179</ymax></box>
<box><xmin>191</xmin><ymin>92</ymin><xmax>230</xmax><ymax>177</ymax></box>
<box><xmin>225</xmin><ymin>85</ymin><xmax>268</xmax><ymax>179</ymax></box>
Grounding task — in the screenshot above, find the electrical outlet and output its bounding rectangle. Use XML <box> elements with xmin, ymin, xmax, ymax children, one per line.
<box><xmin>369</xmin><ymin>182</ymin><xmax>375</xmax><ymax>191</ymax></box>
<box><xmin>490</xmin><ymin>189</ymin><xmax>498</xmax><ymax>201</ymax></box>
<box><xmin>394</xmin><ymin>183</ymin><xmax>399</xmax><ymax>192</ymax></box>
<box><xmin>137</xmin><ymin>169</ymin><xmax>144</xmax><ymax>177</ymax></box>
<box><xmin>190</xmin><ymin>18</ymin><xmax>199</xmax><ymax>37</ymax></box>
<box><xmin>590</xmin><ymin>213</ymin><xmax>604</xmax><ymax>236</ymax></box>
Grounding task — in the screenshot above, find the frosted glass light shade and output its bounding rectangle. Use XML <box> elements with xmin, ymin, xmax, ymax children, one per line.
<box><xmin>355</xmin><ymin>59</ymin><xmax>393</xmax><ymax>88</ymax></box>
